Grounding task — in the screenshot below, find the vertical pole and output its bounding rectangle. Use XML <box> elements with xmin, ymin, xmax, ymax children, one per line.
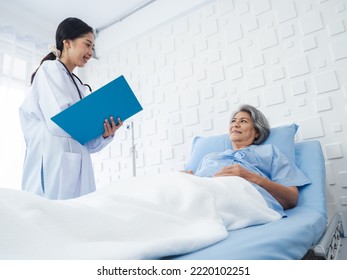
<box><xmin>130</xmin><ymin>121</ymin><xmax>136</xmax><ymax>177</ymax></box>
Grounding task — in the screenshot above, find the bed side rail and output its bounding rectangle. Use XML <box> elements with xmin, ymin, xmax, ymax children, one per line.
<box><xmin>313</xmin><ymin>212</ymin><xmax>344</xmax><ymax>260</ymax></box>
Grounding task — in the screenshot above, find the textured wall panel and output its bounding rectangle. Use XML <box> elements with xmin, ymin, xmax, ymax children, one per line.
<box><xmin>279</xmin><ymin>24</ymin><xmax>295</xmax><ymax>39</ymax></box>
<box><xmin>299</xmin><ymin>116</ymin><xmax>325</xmax><ymax>139</ymax></box>
<box><xmin>328</xmin><ymin>20</ymin><xmax>346</xmax><ymax>36</ymax></box>
<box><xmin>185</xmin><ymin>108</ymin><xmax>199</xmax><ymax>126</ymax></box>
<box><xmin>202</xmin><ymin>119</ymin><xmax>213</xmax><ymax>131</ymax></box>
<box><xmin>161</xmin><ymin>38</ymin><xmax>175</xmax><ymax>54</ymax></box>
<box><xmin>315</xmin><ymin>96</ymin><xmax>332</xmax><ymax>112</ymax></box>
<box><xmin>159</xmin><ymin>67</ymin><xmax>175</xmax><ymax>85</ymax></box>
<box><xmin>167</xmin><ymin>96</ymin><xmax>181</xmax><ymax>113</ymax></box>
<box><xmin>163</xmin><ymin>148</ymin><xmax>174</xmax><ymax>160</ymax></box>
<box><xmin>339</xmin><ymin>172</ymin><xmax>347</xmax><ymax>187</ymax></box>
<box><xmin>301</xmin><ymin>36</ymin><xmax>317</xmax><ymax>52</ymax></box>
<box><xmin>331</xmin><ymin>123</ymin><xmax>342</xmax><ymax>133</ymax></box>
<box><xmin>264</xmin><ymin>84</ymin><xmax>285</xmax><ymax>106</ymax></box>
<box><xmin>110</xmin><ymin>143</ymin><xmax>122</xmax><ymax>158</ymax></box>
<box><xmin>209</xmin><ymin>49</ymin><xmax>221</xmax><ymax>63</ymax></box>
<box><xmin>287</xmin><ymin>56</ymin><xmax>310</xmax><ymax>78</ymax></box>
<box><xmin>275</xmin><ymin>1</ymin><xmax>297</xmax><ymax>23</ymax></box>
<box><xmin>336</xmin><ymin>3</ymin><xmax>346</xmax><ymax>13</ymax></box>
<box><xmin>170</xmin><ymin>113</ymin><xmax>181</xmax><ymax>125</ymax></box>
<box><xmin>330</xmin><ymin>37</ymin><xmax>347</xmax><ymax>61</ymax></box>
<box><xmin>208</xmin><ymin>65</ymin><xmax>225</xmax><ymax>83</ymax></box>
<box><xmin>340</xmin><ymin>197</ymin><xmax>347</xmax><ymax>206</ymax></box>
<box><xmin>251</xmin><ymin>54</ymin><xmax>265</xmax><ymax>68</ymax></box>
<box><xmin>326</xmin><ymin>162</ymin><xmax>336</xmax><ymax>186</ymax></box>
<box><xmin>170</xmin><ymin>128</ymin><xmax>184</xmax><ymax>145</ymax></box>
<box><xmin>252</xmin><ymin>0</ymin><xmax>271</xmax><ymax>16</ymax></box>
<box><xmin>313</xmin><ymin>71</ymin><xmax>339</xmax><ymax>94</ymax></box>
<box><xmin>246</xmin><ymin>69</ymin><xmax>265</xmax><ymax>89</ymax></box>
<box><xmin>185</xmin><ymin>90</ymin><xmax>200</xmax><ymax>108</ymax></box>
<box><xmin>143</xmin><ymin>119</ymin><xmax>157</xmax><ymax>136</ymax></box>
<box><xmin>291</xmin><ymin>80</ymin><xmax>307</xmax><ymax>96</ymax></box>
<box><xmin>300</xmin><ymin>12</ymin><xmax>324</xmax><ymax>35</ymax></box>
<box><xmin>225</xmin><ymin>46</ymin><xmax>242</xmax><ymax>65</ymax></box>
<box><xmin>245</xmin><ymin>17</ymin><xmax>258</xmax><ymax>32</ymax></box>
<box><xmin>237</xmin><ymin>1</ymin><xmax>249</xmax><ymax>15</ymax></box>
<box><xmin>178</xmin><ymin>61</ymin><xmax>193</xmax><ymax>78</ymax></box>
<box><xmin>217</xmin><ymin>100</ymin><xmax>229</xmax><ymax>113</ymax></box>
<box><xmin>226</xmin><ymin>24</ymin><xmax>243</xmax><ymax>43</ymax></box>
<box><xmin>203</xmin><ymin>18</ymin><xmax>219</xmax><ymax>37</ymax></box>
<box><xmin>180</xmin><ymin>44</ymin><xmax>195</xmax><ymax>61</ymax></box>
<box><xmin>270</xmin><ymin>67</ymin><xmax>285</xmax><ymax>81</ymax></box>
<box><xmin>259</xmin><ymin>29</ymin><xmax>278</xmax><ymax>50</ymax></box>
<box><xmin>325</xmin><ymin>143</ymin><xmax>343</xmax><ymax>159</ymax></box>
<box><xmin>174</xmin><ymin>18</ymin><xmax>189</xmax><ymax>35</ymax></box>
<box><xmin>229</xmin><ymin>66</ymin><xmax>243</xmax><ymax>80</ymax></box>
<box><xmin>147</xmin><ymin>149</ymin><xmax>162</xmax><ymax>166</ymax></box>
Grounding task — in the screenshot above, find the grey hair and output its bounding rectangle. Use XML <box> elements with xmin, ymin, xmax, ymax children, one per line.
<box><xmin>230</xmin><ymin>104</ymin><xmax>270</xmax><ymax>145</ymax></box>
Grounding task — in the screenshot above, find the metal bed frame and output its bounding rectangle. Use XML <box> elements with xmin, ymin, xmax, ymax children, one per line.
<box><xmin>303</xmin><ymin>212</ymin><xmax>344</xmax><ymax>260</ymax></box>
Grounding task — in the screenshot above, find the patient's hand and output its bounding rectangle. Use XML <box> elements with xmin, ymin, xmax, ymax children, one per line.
<box><xmin>213</xmin><ymin>164</ymin><xmax>254</xmax><ymax>181</ymax></box>
<box><xmin>180</xmin><ymin>170</ymin><xmax>194</xmax><ymax>175</ymax></box>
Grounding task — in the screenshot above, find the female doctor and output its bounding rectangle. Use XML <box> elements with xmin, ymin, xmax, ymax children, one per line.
<box><xmin>19</xmin><ymin>17</ymin><xmax>123</xmax><ymax>199</ymax></box>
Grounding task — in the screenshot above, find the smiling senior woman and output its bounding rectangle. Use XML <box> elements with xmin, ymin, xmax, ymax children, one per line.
<box><xmin>186</xmin><ymin>104</ymin><xmax>311</xmax><ymax>217</ymax></box>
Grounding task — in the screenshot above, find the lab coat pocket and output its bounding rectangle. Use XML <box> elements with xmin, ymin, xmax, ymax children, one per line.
<box><xmin>59</xmin><ymin>152</ymin><xmax>82</xmax><ymax>199</ymax></box>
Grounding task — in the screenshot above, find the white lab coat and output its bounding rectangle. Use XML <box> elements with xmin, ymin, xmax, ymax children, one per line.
<box><xmin>19</xmin><ymin>60</ymin><xmax>113</xmax><ymax>199</ymax></box>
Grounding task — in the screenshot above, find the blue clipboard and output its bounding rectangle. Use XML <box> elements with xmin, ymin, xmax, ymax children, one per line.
<box><xmin>51</xmin><ymin>75</ymin><xmax>142</xmax><ymax>145</ymax></box>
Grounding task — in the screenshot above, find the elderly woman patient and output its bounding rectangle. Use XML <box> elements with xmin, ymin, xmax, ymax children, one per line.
<box><xmin>185</xmin><ymin>104</ymin><xmax>310</xmax><ymax>217</ymax></box>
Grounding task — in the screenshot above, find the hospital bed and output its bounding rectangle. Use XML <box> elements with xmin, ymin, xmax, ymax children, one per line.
<box><xmin>166</xmin><ymin>124</ymin><xmax>344</xmax><ymax>260</ymax></box>
<box><xmin>1</xmin><ymin>125</ymin><xmax>343</xmax><ymax>260</ymax></box>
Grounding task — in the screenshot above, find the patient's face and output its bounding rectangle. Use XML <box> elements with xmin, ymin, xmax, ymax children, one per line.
<box><xmin>229</xmin><ymin>111</ymin><xmax>259</xmax><ymax>148</ymax></box>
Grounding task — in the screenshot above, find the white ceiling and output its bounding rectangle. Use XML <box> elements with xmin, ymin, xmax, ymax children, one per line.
<box><xmin>1</xmin><ymin>0</ymin><xmax>155</xmax><ymax>41</ymax></box>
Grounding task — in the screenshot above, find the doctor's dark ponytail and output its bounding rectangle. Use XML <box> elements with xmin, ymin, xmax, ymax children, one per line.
<box><xmin>30</xmin><ymin>17</ymin><xmax>93</xmax><ymax>84</ymax></box>
<box><xmin>30</xmin><ymin>52</ymin><xmax>56</xmax><ymax>84</ymax></box>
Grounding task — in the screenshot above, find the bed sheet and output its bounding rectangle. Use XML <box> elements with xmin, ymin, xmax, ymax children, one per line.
<box><xmin>168</xmin><ymin>141</ymin><xmax>328</xmax><ymax>260</ymax></box>
<box><xmin>0</xmin><ymin>173</ymin><xmax>281</xmax><ymax>260</ymax></box>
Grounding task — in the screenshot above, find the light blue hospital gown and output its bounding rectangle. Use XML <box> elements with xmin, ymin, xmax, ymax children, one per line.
<box><xmin>194</xmin><ymin>144</ymin><xmax>311</xmax><ymax>217</ymax></box>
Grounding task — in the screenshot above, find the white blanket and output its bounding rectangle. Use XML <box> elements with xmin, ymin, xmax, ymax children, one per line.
<box><xmin>0</xmin><ymin>172</ymin><xmax>281</xmax><ymax>259</ymax></box>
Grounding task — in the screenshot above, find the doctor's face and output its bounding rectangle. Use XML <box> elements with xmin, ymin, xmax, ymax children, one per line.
<box><xmin>63</xmin><ymin>32</ymin><xmax>95</xmax><ymax>69</ymax></box>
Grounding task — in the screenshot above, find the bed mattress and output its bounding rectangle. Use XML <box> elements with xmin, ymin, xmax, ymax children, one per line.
<box><xmin>168</xmin><ymin>141</ymin><xmax>328</xmax><ymax>260</ymax></box>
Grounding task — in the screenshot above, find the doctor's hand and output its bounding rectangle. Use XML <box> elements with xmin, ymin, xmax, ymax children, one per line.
<box><xmin>102</xmin><ymin>116</ymin><xmax>123</xmax><ymax>138</ymax></box>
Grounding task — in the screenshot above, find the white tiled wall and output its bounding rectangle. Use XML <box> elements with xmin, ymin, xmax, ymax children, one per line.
<box><xmin>82</xmin><ymin>0</ymin><xmax>347</xmax><ymax>225</ymax></box>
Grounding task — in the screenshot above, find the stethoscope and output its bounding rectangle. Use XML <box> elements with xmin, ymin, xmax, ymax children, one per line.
<box><xmin>58</xmin><ymin>60</ymin><xmax>92</xmax><ymax>99</ymax></box>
